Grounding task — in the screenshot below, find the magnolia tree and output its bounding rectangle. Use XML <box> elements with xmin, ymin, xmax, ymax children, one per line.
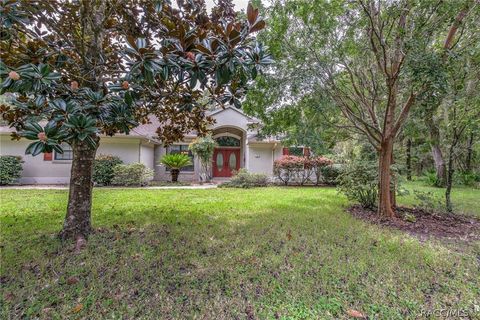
<box><xmin>189</xmin><ymin>135</ymin><xmax>216</xmax><ymax>183</ymax></box>
<box><xmin>0</xmin><ymin>0</ymin><xmax>270</xmax><ymax>244</ymax></box>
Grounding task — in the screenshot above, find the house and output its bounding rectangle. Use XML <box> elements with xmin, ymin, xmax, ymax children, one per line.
<box><xmin>0</xmin><ymin>106</ymin><xmax>293</xmax><ymax>184</ymax></box>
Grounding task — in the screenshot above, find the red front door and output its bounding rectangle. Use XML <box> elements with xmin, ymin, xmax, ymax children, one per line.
<box><xmin>212</xmin><ymin>148</ymin><xmax>240</xmax><ymax>177</ymax></box>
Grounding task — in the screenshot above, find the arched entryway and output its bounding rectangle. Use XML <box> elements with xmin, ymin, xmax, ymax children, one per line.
<box><xmin>212</xmin><ymin>127</ymin><xmax>244</xmax><ymax>178</ymax></box>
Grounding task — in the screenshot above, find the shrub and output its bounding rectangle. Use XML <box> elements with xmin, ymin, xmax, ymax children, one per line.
<box><xmin>337</xmin><ymin>161</ymin><xmax>378</xmax><ymax>209</ymax></box>
<box><xmin>273</xmin><ymin>155</ymin><xmax>334</xmax><ymax>185</ymax></box>
<box><xmin>412</xmin><ymin>189</ymin><xmax>444</xmax><ymax>212</ymax></box>
<box><xmin>111</xmin><ymin>163</ymin><xmax>154</xmax><ymax>186</ymax></box>
<box><xmin>310</xmin><ymin>156</ymin><xmax>334</xmax><ymax>185</ymax></box>
<box><xmin>273</xmin><ymin>155</ymin><xmax>305</xmax><ymax>185</ymax></box>
<box><xmin>423</xmin><ymin>170</ymin><xmax>440</xmax><ymax>187</ymax></box>
<box><xmin>189</xmin><ymin>136</ymin><xmax>216</xmax><ymax>182</ymax></box>
<box><xmin>159</xmin><ymin>153</ymin><xmax>192</xmax><ymax>182</ymax></box>
<box><xmin>219</xmin><ymin>169</ymin><xmax>269</xmax><ymax>188</ymax></box>
<box><xmin>454</xmin><ymin>171</ymin><xmax>479</xmax><ymax>187</ymax></box>
<box><xmin>320</xmin><ymin>164</ymin><xmax>341</xmax><ymax>185</ymax></box>
<box><xmin>93</xmin><ymin>154</ymin><xmax>123</xmax><ymax>186</ymax></box>
<box><xmin>0</xmin><ymin>155</ymin><xmax>23</xmax><ymax>185</ymax></box>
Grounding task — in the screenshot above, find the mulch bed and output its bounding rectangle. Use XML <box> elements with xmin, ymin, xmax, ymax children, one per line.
<box><xmin>348</xmin><ymin>205</ymin><xmax>480</xmax><ymax>242</ymax></box>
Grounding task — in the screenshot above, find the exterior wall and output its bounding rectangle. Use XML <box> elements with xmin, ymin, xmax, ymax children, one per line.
<box><xmin>273</xmin><ymin>145</ymin><xmax>284</xmax><ymax>161</ymax></box>
<box><xmin>97</xmin><ymin>137</ymin><xmax>142</xmax><ymax>164</ymax></box>
<box><xmin>0</xmin><ymin>135</ymin><xmax>71</xmax><ymax>184</ymax></box>
<box><xmin>210</xmin><ymin>108</ymin><xmax>252</xmax><ymax>132</ymax></box>
<box><xmin>0</xmin><ymin>135</ymin><xmax>152</xmax><ymax>184</ymax></box>
<box><xmin>247</xmin><ymin>144</ymin><xmax>275</xmax><ymax>175</ymax></box>
<box><xmin>139</xmin><ymin>142</ymin><xmax>155</xmax><ymax>170</ymax></box>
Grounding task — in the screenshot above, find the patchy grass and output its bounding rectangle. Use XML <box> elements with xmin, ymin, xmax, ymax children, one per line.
<box><xmin>399</xmin><ymin>180</ymin><xmax>480</xmax><ymax>218</ymax></box>
<box><xmin>1</xmin><ymin>187</ymin><xmax>479</xmax><ymax>319</ymax></box>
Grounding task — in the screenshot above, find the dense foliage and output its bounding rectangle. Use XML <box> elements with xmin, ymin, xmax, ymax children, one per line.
<box><xmin>219</xmin><ymin>168</ymin><xmax>269</xmax><ymax>188</ymax></box>
<box><xmin>0</xmin><ymin>155</ymin><xmax>23</xmax><ymax>185</ymax></box>
<box><xmin>244</xmin><ymin>0</ymin><xmax>479</xmax><ymax>215</ymax></box>
<box><xmin>273</xmin><ymin>155</ymin><xmax>333</xmax><ymax>186</ymax></box>
<box><xmin>337</xmin><ymin>161</ymin><xmax>378</xmax><ymax>209</ymax></box>
<box><xmin>111</xmin><ymin>163</ymin><xmax>154</xmax><ymax>187</ymax></box>
<box><xmin>189</xmin><ymin>135</ymin><xmax>217</xmax><ymax>182</ymax></box>
<box><xmin>93</xmin><ymin>155</ymin><xmax>123</xmax><ymax>186</ymax></box>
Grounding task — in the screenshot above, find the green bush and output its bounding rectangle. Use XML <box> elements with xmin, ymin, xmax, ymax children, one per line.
<box><xmin>423</xmin><ymin>170</ymin><xmax>440</xmax><ymax>187</ymax></box>
<box><xmin>337</xmin><ymin>161</ymin><xmax>378</xmax><ymax>209</ymax></box>
<box><xmin>320</xmin><ymin>164</ymin><xmax>342</xmax><ymax>185</ymax></box>
<box><xmin>93</xmin><ymin>154</ymin><xmax>123</xmax><ymax>186</ymax></box>
<box><xmin>219</xmin><ymin>169</ymin><xmax>269</xmax><ymax>188</ymax></box>
<box><xmin>454</xmin><ymin>171</ymin><xmax>479</xmax><ymax>187</ymax></box>
<box><xmin>111</xmin><ymin>162</ymin><xmax>154</xmax><ymax>186</ymax></box>
<box><xmin>0</xmin><ymin>155</ymin><xmax>23</xmax><ymax>185</ymax></box>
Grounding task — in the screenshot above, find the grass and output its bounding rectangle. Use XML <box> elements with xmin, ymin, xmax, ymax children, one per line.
<box><xmin>1</xmin><ymin>186</ymin><xmax>479</xmax><ymax>319</ymax></box>
<box><xmin>400</xmin><ymin>179</ymin><xmax>480</xmax><ymax>218</ymax></box>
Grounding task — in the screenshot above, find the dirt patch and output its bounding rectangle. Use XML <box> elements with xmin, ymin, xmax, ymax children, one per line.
<box><xmin>348</xmin><ymin>205</ymin><xmax>480</xmax><ymax>242</ymax></box>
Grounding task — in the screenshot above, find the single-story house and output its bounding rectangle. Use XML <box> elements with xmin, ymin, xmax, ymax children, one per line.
<box><xmin>0</xmin><ymin>106</ymin><xmax>302</xmax><ymax>184</ymax></box>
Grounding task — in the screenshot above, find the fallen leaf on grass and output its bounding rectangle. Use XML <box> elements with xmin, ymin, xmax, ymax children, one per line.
<box><xmin>66</xmin><ymin>276</ymin><xmax>79</xmax><ymax>285</ymax></box>
<box><xmin>286</xmin><ymin>229</ymin><xmax>292</xmax><ymax>241</ymax></box>
<box><xmin>346</xmin><ymin>309</ymin><xmax>366</xmax><ymax>318</ymax></box>
<box><xmin>71</xmin><ymin>304</ymin><xmax>83</xmax><ymax>313</ymax></box>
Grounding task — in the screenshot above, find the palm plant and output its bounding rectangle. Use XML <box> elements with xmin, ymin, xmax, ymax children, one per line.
<box><xmin>160</xmin><ymin>154</ymin><xmax>192</xmax><ymax>182</ymax></box>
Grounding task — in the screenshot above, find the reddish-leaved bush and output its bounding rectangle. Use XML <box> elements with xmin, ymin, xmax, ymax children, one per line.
<box><xmin>274</xmin><ymin>155</ymin><xmax>333</xmax><ymax>185</ymax></box>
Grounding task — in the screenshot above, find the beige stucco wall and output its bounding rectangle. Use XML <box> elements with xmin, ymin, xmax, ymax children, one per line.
<box><xmin>210</xmin><ymin>108</ymin><xmax>252</xmax><ymax>132</ymax></box>
<box><xmin>247</xmin><ymin>144</ymin><xmax>275</xmax><ymax>175</ymax></box>
<box><xmin>0</xmin><ymin>135</ymin><xmax>154</xmax><ymax>184</ymax></box>
<box><xmin>139</xmin><ymin>142</ymin><xmax>155</xmax><ymax>170</ymax></box>
<box><xmin>0</xmin><ymin>135</ymin><xmax>72</xmax><ymax>184</ymax></box>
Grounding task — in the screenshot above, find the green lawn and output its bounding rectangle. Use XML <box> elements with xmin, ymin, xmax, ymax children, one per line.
<box><xmin>1</xmin><ymin>187</ymin><xmax>479</xmax><ymax>319</ymax></box>
<box><xmin>401</xmin><ymin>180</ymin><xmax>480</xmax><ymax>218</ymax></box>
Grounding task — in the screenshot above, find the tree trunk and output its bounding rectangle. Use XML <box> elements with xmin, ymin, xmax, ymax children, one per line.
<box><xmin>171</xmin><ymin>169</ymin><xmax>180</xmax><ymax>182</ymax></box>
<box><xmin>60</xmin><ymin>137</ymin><xmax>99</xmax><ymax>241</ymax></box>
<box><xmin>378</xmin><ymin>139</ymin><xmax>395</xmax><ymax>217</ymax></box>
<box><xmin>465</xmin><ymin>132</ymin><xmax>474</xmax><ymax>173</ymax></box>
<box><xmin>426</xmin><ymin>110</ymin><xmax>447</xmax><ymax>187</ymax></box>
<box><xmin>445</xmin><ymin>144</ymin><xmax>455</xmax><ymax>213</ymax></box>
<box><xmin>390</xmin><ymin>150</ymin><xmax>397</xmax><ymax>208</ymax></box>
<box><xmin>406</xmin><ymin>138</ymin><xmax>412</xmax><ymax>181</ymax></box>
<box><xmin>431</xmin><ymin>144</ymin><xmax>447</xmax><ymax>187</ymax></box>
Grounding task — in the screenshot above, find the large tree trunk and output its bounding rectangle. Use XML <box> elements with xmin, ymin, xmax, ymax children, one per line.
<box><xmin>378</xmin><ymin>139</ymin><xmax>395</xmax><ymax>217</ymax></box>
<box><xmin>60</xmin><ymin>138</ymin><xmax>99</xmax><ymax>241</ymax></box>
<box><xmin>406</xmin><ymin>138</ymin><xmax>412</xmax><ymax>181</ymax></box>
<box><xmin>431</xmin><ymin>144</ymin><xmax>446</xmax><ymax>187</ymax></box>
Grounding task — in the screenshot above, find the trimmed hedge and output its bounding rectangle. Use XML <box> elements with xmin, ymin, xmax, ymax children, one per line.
<box><xmin>219</xmin><ymin>169</ymin><xmax>269</xmax><ymax>188</ymax></box>
<box><xmin>93</xmin><ymin>154</ymin><xmax>123</xmax><ymax>186</ymax></box>
<box><xmin>0</xmin><ymin>155</ymin><xmax>23</xmax><ymax>185</ymax></box>
<box><xmin>111</xmin><ymin>162</ymin><xmax>154</xmax><ymax>186</ymax></box>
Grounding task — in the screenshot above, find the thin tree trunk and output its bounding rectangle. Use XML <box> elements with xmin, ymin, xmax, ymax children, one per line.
<box><xmin>445</xmin><ymin>144</ymin><xmax>455</xmax><ymax>213</ymax></box>
<box><xmin>378</xmin><ymin>139</ymin><xmax>395</xmax><ymax>217</ymax></box>
<box><xmin>428</xmin><ymin>117</ymin><xmax>447</xmax><ymax>187</ymax></box>
<box><xmin>406</xmin><ymin>138</ymin><xmax>412</xmax><ymax>181</ymax></box>
<box><xmin>465</xmin><ymin>132</ymin><xmax>474</xmax><ymax>173</ymax></box>
<box><xmin>60</xmin><ymin>137</ymin><xmax>99</xmax><ymax>242</ymax></box>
